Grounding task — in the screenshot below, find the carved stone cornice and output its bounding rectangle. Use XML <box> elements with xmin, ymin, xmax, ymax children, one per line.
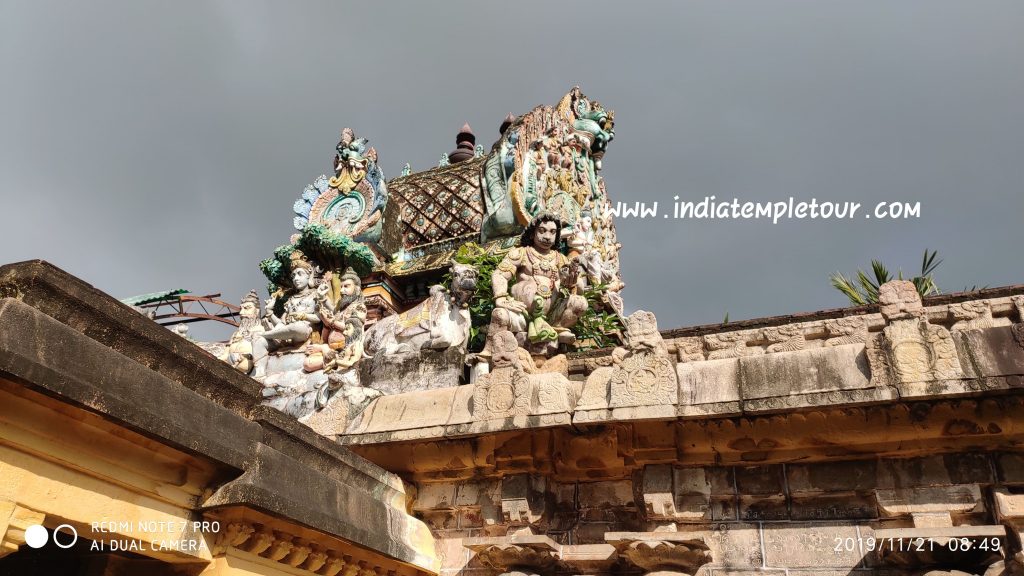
<box><xmin>0</xmin><ymin>503</ymin><xmax>45</xmax><ymax>559</ymax></box>
<box><xmin>465</xmin><ymin>536</ymin><xmax>564</xmax><ymax>576</ymax></box>
<box><xmin>212</xmin><ymin>520</ymin><xmax>406</xmax><ymax>576</ymax></box>
<box><xmin>605</xmin><ymin>533</ymin><xmax>711</xmax><ymax>575</ymax></box>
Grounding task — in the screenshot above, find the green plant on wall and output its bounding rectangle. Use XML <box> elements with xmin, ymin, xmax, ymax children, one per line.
<box><xmin>830</xmin><ymin>249</ymin><xmax>942</xmax><ymax>306</ymax></box>
<box><xmin>446</xmin><ymin>242</ymin><xmax>504</xmax><ymax>352</ymax></box>
<box><xmin>571</xmin><ymin>282</ymin><xmax>623</xmax><ymax>350</ymax></box>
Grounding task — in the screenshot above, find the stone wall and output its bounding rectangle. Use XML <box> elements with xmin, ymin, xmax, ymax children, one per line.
<box><xmin>342</xmin><ymin>283</ymin><xmax>1024</xmax><ymax>576</ymax></box>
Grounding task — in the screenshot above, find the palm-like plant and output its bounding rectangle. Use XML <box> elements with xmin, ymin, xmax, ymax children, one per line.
<box><xmin>830</xmin><ymin>249</ymin><xmax>941</xmax><ymax>306</ymax></box>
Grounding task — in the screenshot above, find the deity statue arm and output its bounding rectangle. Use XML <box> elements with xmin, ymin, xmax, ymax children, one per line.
<box><xmin>263</xmin><ymin>296</ymin><xmax>283</xmax><ymax>328</ymax></box>
<box><xmin>492</xmin><ymin>249</ymin><xmax>527</xmax><ymax>313</ymax></box>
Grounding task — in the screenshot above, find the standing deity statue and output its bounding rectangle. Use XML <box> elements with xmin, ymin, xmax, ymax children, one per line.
<box><xmin>303</xmin><ymin>267</ymin><xmax>367</xmax><ymax>372</ymax></box>
<box><xmin>485</xmin><ymin>212</ymin><xmax>588</xmax><ymax>358</ymax></box>
<box><xmin>260</xmin><ymin>251</ymin><xmax>322</xmax><ymax>350</ymax></box>
<box><xmin>566</xmin><ymin>211</ymin><xmax>616</xmax><ymax>288</ymax></box>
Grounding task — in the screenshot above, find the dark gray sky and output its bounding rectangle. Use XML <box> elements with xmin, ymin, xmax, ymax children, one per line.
<box><xmin>2</xmin><ymin>1</ymin><xmax>1022</xmax><ymax>340</ymax></box>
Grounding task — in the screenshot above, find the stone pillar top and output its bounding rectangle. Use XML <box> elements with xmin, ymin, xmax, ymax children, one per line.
<box><xmin>878</xmin><ymin>280</ymin><xmax>925</xmax><ymax>321</ymax></box>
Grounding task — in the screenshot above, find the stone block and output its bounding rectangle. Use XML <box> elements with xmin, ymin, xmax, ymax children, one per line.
<box><xmin>501</xmin><ymin>474</ymin><xmax>547</xmax><ymax>525</ymax></box>
<box><xmin>761</xmin><ymin>522</ymin><xmax>864</xmax><ymax>569</ymax></box>
<box><xmin>677</xmin><ymin>358</ymin><xmax>741</xmax><ymax>416</ymax></box>
<box><xmin>681</xmin><ymin>523</ymin><xmax>763</xmax><ymax>568</ymax></box>
<box><xmin>578</xmin><ymin>480</ymin><xmax>636</xmax><ymax>510</ymax></box>
<box><xmin>734</xmin><ymin>465</ymin><xmax>784</xmax><ymax>495</ymax></box>
<box><xmin>737</xmin><ymin>344</ymin><xmax>872</xmax><ymax>402</ymax></box>
<box><xmin>996</xmin><ymin>453</ymin><xmax>1024</xmax><ymax>484</ymax></box>
<box><xmin>942</xmin><ymin>453</ymin><xmax>995</xmax><ymax>485</ymax></box>
<box><xmin>787</xmin><ymin>460</ymin><xmax>878</xmax><ymax>493</ymax></box>
<box><xmin>789</xmin><ymin>494</ymin><xmax>877</xmax><ymax>521</ymax></box>
<box><xmin>641</xmin><ymin>466</ymin><xmax>712</xmax><ymax>521</ymax></box>
<box><xmin>738</xmin><ymin>496</ymin><xmax>788</xmax><ymax>521</ymax></box>
<box><xmin>435</xmin><ymin>537</ymin><xmax>472</xmax><ymax>572</ymax></box>
<box><xmin>707</xmin><ymin>468</ymin><xmax>735</xmax><ymax>496</ymax></box>
<box><xmin>877</xmin><ymin>456</ymin><xmax>952</xmax><ymax>489</ymax></box>
<box><xmin>416</xmin><ymin>483</ymin><xmax>458</xmax><ymax>510</ymax></box>
<box><xmin>875</xmin><ymin>485</ymin><xmax>983</xmax><ymax>516</ymax></box>
<box><xmin>347</xmin><ymin>387</ymin><xmax>458</xmax><ymax>434</ymax></box>
<box><xmin>957</xmin><ymin>326</ymin><xmax>1024</xmax><ymax>377</ymax></box>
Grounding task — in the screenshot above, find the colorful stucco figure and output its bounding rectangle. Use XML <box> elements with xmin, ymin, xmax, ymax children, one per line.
<box><xmin>485</xmin><ymin>212</ymin><xmax>589</xmax><ymax>359</ymax></box>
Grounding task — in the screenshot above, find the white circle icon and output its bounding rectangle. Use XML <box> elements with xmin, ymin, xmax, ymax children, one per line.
<box><xmin>53</xmin><ymin>524</ymin><xmax>78</xmax><ymax>549</ymax></box>
<box><xmin>24</xmin><ymin>524</ymin><xmax>48</xmax><ymax>549</ymax></box>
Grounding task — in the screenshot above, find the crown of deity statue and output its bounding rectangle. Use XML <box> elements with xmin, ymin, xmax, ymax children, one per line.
<box><xmin>289</xmin><ymin>250</ymin><xmax>314</xmax><ymax>272</ymax></box>
<box><xmin>241</xmin><ymin>289</ymin><xmax>260</xmax><ymax>306</ymax></box>
<box><xmin>340</xmin><ymin>266</ymin><xmax>361</xmax><ymax>286</ymax></box>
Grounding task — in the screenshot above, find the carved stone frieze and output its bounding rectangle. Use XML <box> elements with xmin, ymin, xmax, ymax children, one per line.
<box><xmin>950</xmin><ymin>300</ymin><xmax>997</xmax><ymax>331</ymax></box>
<box><xmin>705</xmin><ymin>330</ymin><xmax>763</xmax><ymax>360</ymax></box>
<box><xmin>213</xmin><ymin>521</ymin><xmax>394</xmax><ymax>576</ymax></box>
<box><xmin>671</xmin><ymin>336</ymin><xmax>705</xmax><ymax>363</ymax></box>
<box><xmin>824</xmin><ymin>316</ymin><xmax>869</xmax><ymax>347</ymax></box>
<box><xmin>468</xmin><ymin>541</ymin><xmax>562</xmax><ymax>576</ymax></box>
<box><xmin>870</xmin><ymin>281</ymin><xmax>965</xmax><ymax>385</ymax></box>
<box><xmin>1013</xmin><ymin>296</ymin><xmax>1024</xmax><ymax>349</ymax></box>
<box><xmin>607</xmin><ymin>312</ymin><xmax>678</xmax><ymax>408</ymax></box>
<box><xmin>883</xmin><ymin>318</ymin><xmax>964</xmax><ymax>383</ymax></box>
<box><xmin>606</xmin><ymin>534</ymin><xmax>712</xmax><ymax>575</ymax></box>
<box><xmin>764</xmin><ymin>324</ymin><xmax>806</xmax><ymax>353</ymax></box>
<box><xmin>474</xmin><ymin>331</ymin><xmax>531</xmax><ymax>420</ymax></box>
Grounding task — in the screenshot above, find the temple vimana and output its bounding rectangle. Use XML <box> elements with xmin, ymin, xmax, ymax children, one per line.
<box><xmin>3</xmin><ymin>87</ymin><xmax>1024</xmax><ymax>576</ymax></box>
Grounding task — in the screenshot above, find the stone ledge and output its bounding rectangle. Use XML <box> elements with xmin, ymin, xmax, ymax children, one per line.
<box><xmin>0</xmin><ymin>297</ymin><xmax>259</xmax><ymax>470</ymax></box>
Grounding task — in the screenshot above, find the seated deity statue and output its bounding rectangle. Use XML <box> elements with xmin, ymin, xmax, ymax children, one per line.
<box><xmin>260</xmin><ymin>251</ymin><xmax>322</xmax><ymax>350</ymax></box>
<box><xmin>303</xmin><ymin>267</ymin><xmax>367</xmax><ymax>372</ymax></box>
<box><xmin>224</xmin><ymin>289</ymin><xmax>265</xmax><ymax>374</ymax></box>
<box><xmin>485</xmin><ymin>212</ymin><xmax>588</xmax><ymax>357</ymax></box>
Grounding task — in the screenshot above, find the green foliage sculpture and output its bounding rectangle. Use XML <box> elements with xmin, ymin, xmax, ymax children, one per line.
<box><xmin>259</xmin><ymin>224</ymin><xmax>376</xmax><ymax>293</ymax></box>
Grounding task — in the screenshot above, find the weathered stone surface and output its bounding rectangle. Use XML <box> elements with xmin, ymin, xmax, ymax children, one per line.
<box><xmin>787</xmin><ymin>460</ymin><xmax>879</xmax><ymax>493</ymax></box>
<box><xmin>0</xmin><ymin>297</ymin><xmax>259</xmax><ymax>470</ymax></box>
<box><xmin>0</xmin><ymin>261</ymin><xmax>263</xmax><ymax>412</ymax></box>
<box><xmin>763</xmin><ymin>323</ymin><xmax>806</xmax><ymax>353</ymax></box>
<box><xmin>737</xmin><ymin>343</ymin><xmax>872</xmax><ymax>401</ymax></box>
<box><xmin>705</xmin><ymin>330</ymin><xmax>764</xmax><ymax>360</ymax></box>
<box><xmin>685</xmin><ymin>524</ymin><xmax>763</xmax><ymax>568</ymax></box>
<box><xmin>641</xmin><ymin>466</ymin><xmax>712</xmax><ymax>522</ymax></box>
<box><xmin>957</xmin><ymin>326</ymin><xmax>1024</xmax><ymax>377</ymax></box>
<box><xmin>672</xmin><ymin>336</ymin><xmax>706</xmax><ymax>363</ymax></box>
<box><xmin>362</xmin><ymin>346</ymin><xmax>466</xmax><ymax>396</ymax></box>
<box><xmin>875</xmin><ymin>485</ymin><xmax>984</xmax><ymax>516</ymax></box>
<box><xmin>348</xmin><ymin>386</ymin><xmax>459</xmax><ymax>435</ymax></box>
<box><xmin>677</xmin><ymin>358</ymin><xmax>741</xmax><ymax>417</ymax></box>
<box><xmin>501</xmin><ymin>475</ymin><xmax>548</xmax><ymax>525</ymax></box>
<box><xmin>879</xmin><ymin>280</ymin><xmax>925</xmax><ymax>321</ymax></box>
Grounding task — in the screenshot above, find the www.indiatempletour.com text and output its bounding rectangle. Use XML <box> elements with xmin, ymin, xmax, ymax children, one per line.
<box><xmin>608</xmin><ymin>196</ymin><xmax>921</xmax><ymax>224</ymax></box>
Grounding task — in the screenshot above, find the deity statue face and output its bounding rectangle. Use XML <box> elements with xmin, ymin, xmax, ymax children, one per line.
<box><xmin>340</xmin><ymin>278</ymin><xmax>358</xmax><ymax>297</ymax></box>
<box><xmin>578</xmin><ymin>215</ymin><xmax>592</xmax><ymax>232</ymax></box>
<box><xmin>239</xmin><ymin>300</ymin><xmax>258</xmax><ymax>319</ymax></box>
<box><xmin>534</xmin><ymin>220</ymin><xmax>558</xmax><ymax>252</ymax></box>
<box><xmin>291</xmin><ymin>268</ymin><xmax>311</xmax><ymax>291</ymax></box>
